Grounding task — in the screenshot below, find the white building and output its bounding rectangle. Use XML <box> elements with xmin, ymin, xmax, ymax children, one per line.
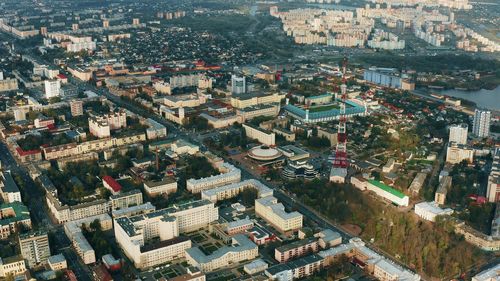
<box><xmin>186</xmin><ymin>234</ymin><xmax>258</xmax><ymax>272</ymax></box>
<box><xmin>201</xmin><ymin>179</ymin><xmax>273</xmax><ymax>203</ymax></box>
<box><xmin>187</xmin><ymin>163</ymin><xmax>241</xmax><ymax>194</ymax></box>
<box><xmin>114</xmin><ymin>200</ymin><xmax>218</xmax><ymax>269</ymax></box>
<box><xmin>0</xmin><ymin>256</ymin><xmax>26</xmax><ymax>278</ymax></box>
<box><xmin>0</xmin><ymin>171</ymin><xmax>21</xmax><ymax>203</ymax></box>
<box><xmin>351</xmin><ymin>177</ymin><xmax>409</xmax><ymax>207</ymax></box>
<box><xmin>473</xmin><ymin>109</ymin><xmax>491</xmax><ymax>138</ymax></box>
<box><xmin>449</xmin><ymin>123</ymin><xmax>468</xmax><ymax>145</ymax></box>
<box><xmin>47</xmin><ymin>254</ymin><xmax>67</xmax><ymax>271</ymax></box>
<box><xmin>231</xmin><ymin>75</ymin><xmax>246</xmax><ymax>94</ymax></box>
<box><xmin>414</xmin><ymin>201</ymin><xmax>453</xmax><ymax>222</ymax></box>
<box><xmin>486</xmin><ymin>148</ymin><xmax>500</xmax><ymax>203</ymax></box>
<box><xmin>472</xmin><ymin>263</ymin><xmax>500</xmax><ymax>281</ymax></box>
<box><xmin>255</xmin><ymin>196</ymin><xmax>303</xmax><ymax>233</ymax></box>
<box><xmin>44</xmin><ymin>80</ymin><xmax>61</xmax><ymax>99</ymax></box>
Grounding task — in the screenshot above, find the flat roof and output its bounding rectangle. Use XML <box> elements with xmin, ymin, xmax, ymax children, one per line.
<box><xmin>276</xmin><ymin>237</ymin><xmax>318</xmax><ymax>253</ymax></box>
<box><xmin>368</xmin><ymin>180</ymin><xmax>405</xmax><ymax>199</ymax></box>
<box><xmin>1</xmin><ymin>171</ymin><xmax>19</xmax><ymax>193</ymax></box>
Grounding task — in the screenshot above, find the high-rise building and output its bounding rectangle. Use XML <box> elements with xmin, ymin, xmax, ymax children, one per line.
<box><xmin>231</xmin><ymin>75</ymin><xmax>246</xmax><ymax>94</ymax></box>
<box><xmin>70</xmin><ymin>100</ymin><xmax>84</xmax><ymax>117</ymax></box>
<box><xmin>486</xmin><ymin>148</ymin><xmax>500</xmax><ymax>203</ymax></box>
<box><xmin>44</xmin><ymin>80</ymin><xmax>61</xmax><ymax>99</ymax></box>
<box><xmin>473</xmin><ymin>109</ymin><xmax>491</xmax><ymax>138</ymax></box>
<box><xmin>449</xmin><ymin>123</ymin><xmax>468</xmax><ymax>145</ymax></box>
<box><xmin>19</xmin><ymin>231</ymin><xmax>51</xmax><ymax>268</ymax></box>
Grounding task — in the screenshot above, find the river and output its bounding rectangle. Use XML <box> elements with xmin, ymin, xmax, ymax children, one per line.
<box><xmin>433</xmin><ymin>86</ymin><xmax>500</xmax><ymax>111</ymax></box>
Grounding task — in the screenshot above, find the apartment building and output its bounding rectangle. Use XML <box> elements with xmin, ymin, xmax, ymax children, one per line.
<box><xmin>64</xmin><ymin>214</ymin><xmax>113</xmax><ymax>265</ymax></box>
<box><xmin>201</xmin><ymin>179</ymin><xmax>273</xmax><ymax>203</ymax></box>
<box><xmin>186</xmin><ymin>234</ymin><xmax>258</xmax><ymax>272</ymax></box>
<box><xmin>275</xmin><ymin>237</ymin><xmax>319</xmax><ymax>263</ymax></box>
<box><xmin>110</xmin><ymin>189</ymin><xmax>143</xmax><ymax>210</ymax></box>
<box><xmin>0</xmin><ymin>171</ymin><xmax>21</xmax><ymax>203</ymax></box>
<box><xmin>70</xmin><ymin>100</ymin><xmax>84</xmax><ymax>117</ymax></box>
<box><xmin>18</xmin><ymin>231</ymin><xmax>50</xmax><ymax>268</ymax></box>
<box><xmin>435</xmin><ymin>176</ymin><xmax>452</xmax><ymax>205</ymax></box>
<box><xmin>255</xmin><ymin>196</ymin><xmax>303</xmax><ymax>234</ymax></box>
<box><xmin>486</xmin><ymin>148</ymin><xmax>500</xmax><ymax>203</ymax></box>
<box><xmin>449</xmin><ymin>123</ymin><xmax>468</xmax><ymax>145</ymax></box>
<box><xmin>187</xmin><ymin>163</ymin><xmax>241</xmax><ymax>194</ymax></box>
<box><xmin>48</xmin><ymin>254</ymin><xmax>67</xmax><ymax>271</ymax></box>
<box><xmin>115</xmin><ymin>200</ymin><xmax>218</xmax><ymax>269</ymax></box>
<box><xmin>265</xmin><ymin>254</ymin><xmax>324</xmax><ymax>281</ymax></box>
<box><xmin>89</xmin><ymin>110</ymin><xmax>127</xmax><ymax>138</ymax></box>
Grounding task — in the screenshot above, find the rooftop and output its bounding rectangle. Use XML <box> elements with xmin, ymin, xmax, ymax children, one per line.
<box><xmin>185</xmin><ymin>234</ymin><xmax>257</xmax><ymax>264</ymax></box>
<box><xmin>368</xmin><ymin>180</ymin><xmax>406</xmax><ymax>199</ymax></box>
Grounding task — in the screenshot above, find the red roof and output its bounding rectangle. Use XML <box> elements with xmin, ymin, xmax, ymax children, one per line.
<box><xmin>103</xmin><ymin>176</ymin><xmax>122</xmax><ymax>192</ymax></box>
<box><xmin>16</xmin><ymin>146</ymin><xmax>41</xmax><ymax>156</ymax></box>
<box><xmin>57</xmin><ymin>73</ymin><xmax>67</xmax><ymax>79</ymax></box>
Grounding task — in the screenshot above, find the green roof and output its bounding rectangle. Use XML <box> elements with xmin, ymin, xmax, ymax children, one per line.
<box><xmin>368</xmin><ymin>180</ymin><xmax>406</xmax><ymax>199</ymax></box>
<box><xmin>0</xmin><ymin>202</ymin><xmax>31</xmax><ymax>226</ymax></box>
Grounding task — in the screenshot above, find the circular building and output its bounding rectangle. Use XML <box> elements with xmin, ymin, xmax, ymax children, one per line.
<box><xmin>247</xmin><ymin>145</ymin><xmax>282</xmax><ymax>162</ymax></box>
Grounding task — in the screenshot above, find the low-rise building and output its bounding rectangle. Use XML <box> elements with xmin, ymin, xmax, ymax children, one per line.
<box><xmin>351</xmin><ymin>177</ymin><xmax>409</xmax><ymax>207</ymax></box>
<box><xmin>265</xmin><ymin>254</ymin><xmax>324</xmax><ymax>281</ymax></box>
<box><xmin>435</xmin><ymin>176</ymin><xmax>452</xmax><ymax>205</ymax></box>
<box><xmin>0</xmin><ymin>202</ymin><xmax>32</xmax><ymax>239</ymax></box>
<box><xmin>446</xmin><ymin>142</ymin><xmax>474</xmax><ymax>164</ymax></box>
<box><xmin>275</xmin><ymin>237</ymin><xmax>319</xmax><ymax>263</ymax></box>
<box><xmin>255</xmin><ymin>196</ymin><xmax>303</xmax><ymax>234</ymax></box>
<box><xmin>110</xmin><ymin>189</ymin><xmax>143</xmax><ymax>210</ymax></box>
<box><xmin>187</xmin><ymin>163</ymin><xmax>241</xmax><ymax>194</ymax></box>
<box><xmin>48</xmin><ymin>254</ymin><xmax>67</xmax><ymax>271</ymax></box>
<box><xmin>0</xmin><ymin>256</ymin><xmax>26</xmax><ymax>278</ymax></box>
<box><xmin>143</xmin><ymin>178</ymin><xmax>177</xmax><ymax>197</ymax></box>
<box><xmin>414</xmin><ymin>202</ymin><xmax>453</xmax><ymax>222</ymax></box>
<box><xmin>472</xmin><ymin>263</ymin><xmax>500</xmax><ymax>281</ymax></box>
<box><xmin>186</xmin><ymin>234</ymin><xmax>258</xmax><ymax>272</ymax></box>
<box><xmin>408</xmin><ymin>173</ymin><xmax>427</xmax><ymax>196</ymax></box>
<box><xmin>244</xmin><ymin>259</ymin><xmax>268</xmax><ymax>275</ymax></box>
<box><xmin>201</xmin><ymin>179</ymin><xmax>273</xmax><ymax>203</ymax></box>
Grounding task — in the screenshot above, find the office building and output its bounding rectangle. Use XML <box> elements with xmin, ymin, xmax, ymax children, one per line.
<box><xmin>473</xmin><ymin>109</ymin><xmax>491</xmax><ymax>138</ymax></box>
<box><xmin>231</xmin><ymin>75</ymin><xmax>246</xmax><ymax>94</ymax></box>
<box><xmin>0</xmin><ymin>171</ymin><xmax>21</xmax><ymax>203</ymax></box>
<box><xmin>19</xmin><ymin>231</ymin><xmax>51</xmax><ymax>268</ymax></box>
<box><xmin>115</xmin><ymin>200</ymin><xmax>218</xmax><ymax>269</ymax></box>
<box><xmin>186</xmin><ymin>234</ymin><xmax>258</xmax><ymax>272</ymax></box>
<box><xmin>449</xmin><ymin>123</ymin><xmax>468</xmax><ymax>145</ymax></box>
<box><xmin>70</xmin><ymin>100</ymin><xmax>84</xmax><ymax>117</ymax></box>
<box><xmin>255</xmin><ymin>196</ymin><xmax>303</xmax><ymax>233</ymax></box>
<box><xmin>44</xmin><ymin>80</ymin><xmax>61</xmax><ymax>99</ymax></box>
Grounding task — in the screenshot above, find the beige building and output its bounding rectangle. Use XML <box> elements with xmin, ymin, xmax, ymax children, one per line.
<box><xmin>187</xmin><ymin>163</ymin><xmax>241</xmax><ymax>194</ymax></box>
<box><xmin>201</xmin><ymin>179</ymin><xmax>273</xmax><ymax>203</ymax></box>
<box><xmin>110</xmin><ymin>189</ymin><xmax>143</xmax><ymax>210</ymax></box>
<box><xmin>0</xmin><ymin>256</ymin><xmax>26</xmax><ymax>278</ymax></box>
<box><xmin>0</xmin><ymin>202</ymin><xmax>32</xmax><ymax>239</ymax></box>
<box><xmin>115</xmin><ymin>200</ymin><xmax>218</xmax><ymax>269</ymax></box>
<box><xmin>47</xmin><ymin>254</ymin><xmax>67</xmax><ymax>271</ymax></box>
<box><xmin>19</xmin><ymin>231</ymin><xmax>50</xmax><ymax>268</ymax></box>
<box><xmin>0</xmin><ymin>78</ymin><xmax>19</xmax><ymax>92</ymax></box>
<box><xmin>143</xmin><ymin>178</ymin><xmax>177</xmax><ymax>197</ymax></box>
<box><xmin>255</xmin><ymin>196</ymin><xmax>303</xmax><ymax>233</ymax></box>
<box><xmin>230</xmin><ymin>92</ymin><xmax>286</xmax><ymax>109</ymax></box>
<box><xmin>435</xmin><ymin>176</ymin><xmax>451</xmax><ymax>205</ymax></box>
<box><xmin>236</xmin><ymin>104</ymin><xmax>280</xmax><ymax>122</ymax></box>
<box><xmin>70</xmin><ymin>100</ymin><xmax>84</xmax><ymax>117</ymax></box>
<box><xmin>243</xmin><ymin>124</ymin><xmax>276</xmax><ymax>146</ymax></box>
<box><xmin>446</xmin><ymin>143</ymin><xmax>473</xmax><ymax>164</ymax></box>
<box><xmin>46</xmin><ymin>189</ymin><xmax>110</xmax><ymax>224</ymax></box>
<box><xmin>186</xmin><ymin>234</ymin><xmax>258</xmax><ymax>272</ymax></box>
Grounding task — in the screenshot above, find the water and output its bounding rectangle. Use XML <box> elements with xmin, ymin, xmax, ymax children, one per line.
<box><xmin>434</xmin><ymin>86</ymin><xmax>500</xmax><ymax>111</ymax></box>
